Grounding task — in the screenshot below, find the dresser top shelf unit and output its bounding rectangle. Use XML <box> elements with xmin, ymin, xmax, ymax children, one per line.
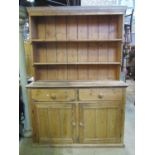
<box><xmin>28</xmin><ymin>6</ymin><xmax>126</xmax><ymax>81</ymax></box>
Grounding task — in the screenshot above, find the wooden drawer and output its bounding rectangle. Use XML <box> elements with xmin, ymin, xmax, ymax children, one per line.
<box><xmin>31</xmin><ymin>89</ymin><xmax>76</xmax><ymax>102</ymax></box>
<box><xmin>79</xmin><ymin>88</ymin><xmax>122</xmax><ymax>101</ymax></box>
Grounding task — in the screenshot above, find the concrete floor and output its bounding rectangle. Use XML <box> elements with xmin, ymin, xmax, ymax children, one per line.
<box><xmin>19</xmin><ymin>80</ymin><xmax>135</xmax><ymax>155</ymax></box>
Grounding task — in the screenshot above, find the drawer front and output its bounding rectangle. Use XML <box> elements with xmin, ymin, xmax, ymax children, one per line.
<box><xmin>31</xmin><ymin>89</ymin><xmax>76</xmax><ymax>102</ymax></box>
<box><xmin>79</xmin><ymin>88</ymin><xmax>122</xmax><ymax>101</ymax></box>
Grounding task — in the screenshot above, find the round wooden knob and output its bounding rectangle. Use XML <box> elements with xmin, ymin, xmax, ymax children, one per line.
<box><xmin>79</xmin><ymin>122</ymin><xmax>84</xmax><ymax>127</ymax></box>
<box><xmin>51</xmin><ymin>94</ymin><xmax>56</xmax><ymax>99</ymax></box>
<box><xmin>98</xmin><ymin>93</ymin><xmax>104</xmax><ymax>99</ymax></box>
<box><xmin>72</xmin><ymin>122</ymin><xmax>76</xmax><ymax>126</ymax></box>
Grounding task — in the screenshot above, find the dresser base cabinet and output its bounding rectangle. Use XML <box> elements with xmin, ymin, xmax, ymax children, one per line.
<box><xmin>28</xmin><ymin>81</ymin><xmax>127</xmax><ymax>146</ymax></box>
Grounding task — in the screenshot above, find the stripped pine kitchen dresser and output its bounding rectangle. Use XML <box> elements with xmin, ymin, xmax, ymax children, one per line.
<box><xmin>27</xmin><ymin>6</ymin><xmax>128</xmax><ymax>147</ymax></box>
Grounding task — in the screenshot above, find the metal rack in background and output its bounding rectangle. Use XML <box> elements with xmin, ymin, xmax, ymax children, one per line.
<box><xmin>19</xmin><ymin>0</ymin><xmax>81</xmax><ymax>6</ymax></box>
<box><xmin>122</xmin><ymin>8</ymin><xmax>135</xmax><ymax>81</ymax></box>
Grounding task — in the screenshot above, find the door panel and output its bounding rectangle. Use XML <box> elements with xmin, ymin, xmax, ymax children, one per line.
<box><xmin>34</xmin><ymin>103</ymin><xmax>76</xmax><ymax>144</ymax></box>
<box><xmin>84</xmin><ymin>109</ymin><xmax>96</xmax><ymax>139</ymax></box>
<box><xmin>36</xmin><ymin>108</ymin><xmax>49</xmax><ymax>142</ymax></box>
<box><xmin>79</xmin><ymin>102</ymin><xmax>122</xmax><ymax>144</ymax></box>
<box><xmin>96</xmin><ymin>109</ymin><xmax>107</xmax><ymax>138</ymax></box>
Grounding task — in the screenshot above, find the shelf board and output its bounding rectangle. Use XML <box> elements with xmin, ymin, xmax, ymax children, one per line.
<box><xmin>33</xmin><ymin>62</ymin><xmax>121</xmax><ymax>65</ymax></box>
<box><xmin>27</xmin><ymin>80</ymin><xmax>128</xmax><ymax>88</ymax></box>
<box><xmin>27</xmin><ymin>6</ymin><xmax>127</xmax><ymax>16</ymax></box>
<box><xmin>31</xmin><ymin>39</ymin><xmax>122</xmax><ymax>43</ymax></box>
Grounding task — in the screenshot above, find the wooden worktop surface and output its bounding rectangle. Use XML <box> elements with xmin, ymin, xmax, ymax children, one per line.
<box><xmin>27</xmin><ymin>80</ymin><xmax>128</xmax><ymax>88</ymax></box>
<box><xmin>27</xmin><ymin>6</ymin><xmax>127</xmax><ymax>16</ymax></box>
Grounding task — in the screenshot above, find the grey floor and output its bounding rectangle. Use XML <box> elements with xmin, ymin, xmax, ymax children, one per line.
<box><xmin>19</xmin><ymin>80</ymin><xmax>135</xmax><ymax>155</ymax></box>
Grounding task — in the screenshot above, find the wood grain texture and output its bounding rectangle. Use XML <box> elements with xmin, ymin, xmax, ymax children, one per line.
<box><xmin>88</xmin><ymin>16</ymin><xmax>98</xmax><ymax>40</ymax></box>
<box><xmin>31</xmin><ymin>89</ymin><xmax>76</xmax><ymax>102</ymax></box>
<box><xmin>79</xmin><ymin>102</ymin><xmax>122</xmax><ymax>144</ymax></box>
<box><xmin>47</xmin><ymin>66</ymin><xmax>57</xmax><ymax>80</ymax></box>
<box><xmin>56</xmin><ymin>43</ymin><xmax>67</xmax><ymax>63</ymax></box>
<box><xmin>57</xmin><ymin>65</ymin><xmax>67</xmax><ymax>80</ymax></box>
<box><xmin>78</xmin><ymin>65</ymin><xmax>88</xmax><ymax>80</ymax></box>
<box><xmin>29</xmin><ymin>16</ymin><xmax>37</xmax><ymax>39</ymax></box>
<box><xmin>67</xmin><ymin>66</ymin><xmax>78</xmax><ymax>80</ymax></box>
<box><xmin>24</xmin><ymin>41</ymin><xmax>34</xmax><ymax>77</ymax></box>
<box><xmin>33</xmin><ymin>62</ymin><xmax>120</xmax><ymax>65</ymax></box>
<box><xmin>34</xmin><ymin>103</ymin><xmax>76</xmax><ymax>144</ymax></box>
<box><xmin>77</xmin><ymin>42</ymin><xmax>88</xmax><ymax>62</ymax></box>
<box><xmin>35</xmin><ymin>66</ymin><xmax>47</xmax><ymax>80</ymax></box>
<box><xmin>55</xmin><ymin>17</ymin><xmax>66</xmax><ymax>40</ymax></box>
<box><xmin>98</xmin><ymin>43</ymin><xmax>108</xmax><ymax>62</ymax></box>
<box><xmin>79</xmin><ymin>88</ymin><xmax>122</xmax><ymax>101</ymax></box>
<box><xmin>46</xmin><ymin>43</ymin><xmax>56</xmax><ymax>63</ymax></box>
<box><xmin>120</xmin><ymin>89</ymin><xmax>126</xmax><ymax>143</ymax></box>
<box><xmin>45</xmin><ymin>17</ymin><xmax>56</xmax><ymax>40</ymax></box>
<box><xmin>36</xmin><ymin>107</ymin><xmax>49</xmax><ymax>141</ymax></box>
<box><xmin>88</xmin><ymin>43</ymin><xmax>98</xmax><ymax>62</ymax></box>
<box><xmin>77</xmin><ymin>16</ymin><xmax>88</xmax><ymax>40</ymax></box>
<box><xmin>108</xmin><ymin>43</ymin><xmax>117</xmax><ymax>62</ymax></box>
<box><xmin>35</xmin><ymin>44</ymin><xmax>46</xmax><ymax>62</ymax></box>
<box><xmin>99</xmin><ymin>16</ymin><xmax>109</xmax><ymax>39</ymax></box>
<box><xmin>37</xmin><ymin>18</ymin><xmax>45</xmax><ymax>39</ymax></box>
<box><xmin>67</xmin><ymin>16</ymin><xmax>77</xmax><ymax>40</ymax></box>
<box><xmin>31</xmin><ymin>39</ymin><xmax>122</xmax><ymax>42</ymax></box>
<box><xmin>67</xmin><ymin>43</ymin><xmax>78</xmax><ymax>63</ymax></box>
<box><xmin>27</xmin><ymin>81</ymin><xmax>128</xmax><ymax>88</ymax></box>
<box><xmin>27</xmin><ymin>6</ymin><xmax>126</xmax><ymax>16</ymax></box>
<box><xmin>118</xmin><ymin>15</ymin><xmax>123</xmax><ymax>39</ymax></box>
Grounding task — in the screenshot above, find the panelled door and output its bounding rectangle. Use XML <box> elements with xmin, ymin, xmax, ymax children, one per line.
<box><xmin>79</xmin><ymin>101</ymin><xmax>122</xmax><ymax>144</ymax></box>
<box><xmin>34</xmin><ymin>102</ymin><xmax>76</xmax><ymax>144</ymax></box>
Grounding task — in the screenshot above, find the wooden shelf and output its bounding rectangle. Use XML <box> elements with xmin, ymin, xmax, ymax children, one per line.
<box><xmin>33</xmin><ymin>62</ymin><xmax>121</xmax><ymax>66</ymax></box>
<box><xmin>31</xmin><ymin>39</ymin><xmax>122</xmax><ymax>43</ymax></box>
<box><xmin>27</xmin><ymin>6</ymin><xmax>127</xmax><ymax>16</ymax></box>
<box><xmin>27</xmin><ymin>80</ymin><xmax>128</xmax><ymax>88</ymax></box>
